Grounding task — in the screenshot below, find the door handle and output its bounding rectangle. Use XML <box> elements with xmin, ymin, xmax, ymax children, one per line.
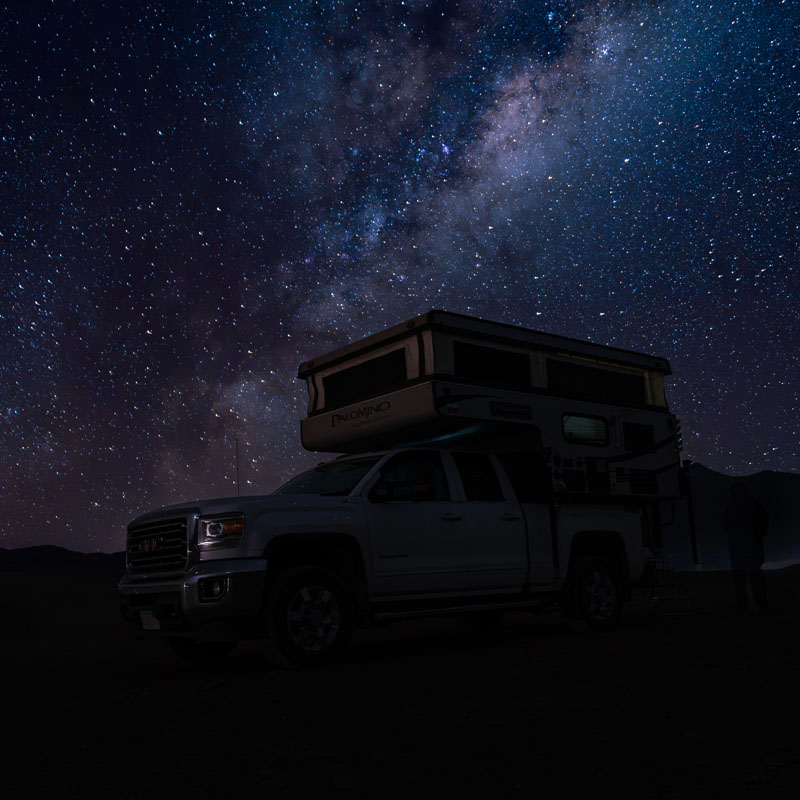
<box><xmin>500</xmin><ymin>513</ymin><xmax>521</xmax><ymax>521</ymax></box>
<box><xmin>440</xmin><ymin>513</ymin><xmax>463</xmax><ymax>521</ymax></box>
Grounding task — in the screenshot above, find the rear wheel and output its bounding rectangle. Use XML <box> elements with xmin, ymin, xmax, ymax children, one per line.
<box><xmin>570</xmin><ymin>557</ymin><xmax>623</xmax><ymax>630</ymax></box>
<box><xmin>168</xmin><ymin>638</ymin><xmax>236</xmax><ymax>663</ymax></box>
<box><xmin>263</xmin><ymin>566</ymin><xmax>354</xmax><ymax>668</ymax></box>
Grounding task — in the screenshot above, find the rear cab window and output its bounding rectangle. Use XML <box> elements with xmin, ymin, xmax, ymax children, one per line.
<box><xmin>452</xmin><ymin>452</ymin><xmax>505</xmax><ymax>501</ymax></box>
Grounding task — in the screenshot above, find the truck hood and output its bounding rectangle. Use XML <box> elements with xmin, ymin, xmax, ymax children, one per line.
<box><xmin>130</xmin><ymin>493</ymin><xmax>358</xmax><ymax>525</ymax></box>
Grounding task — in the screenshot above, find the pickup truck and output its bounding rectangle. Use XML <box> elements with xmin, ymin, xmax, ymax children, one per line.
<box><xmin>119</xmin><ymin>444</ymin><xmax>655</xmax><ymax>667</ymax></box>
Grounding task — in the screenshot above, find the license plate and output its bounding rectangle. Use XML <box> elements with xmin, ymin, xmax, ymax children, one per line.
<box><xmin>140</xmin><ymin>610</ymin><xmax>160</xmax><ymax>631</ymax></box>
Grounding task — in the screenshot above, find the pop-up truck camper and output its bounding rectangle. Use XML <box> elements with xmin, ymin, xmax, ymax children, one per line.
<box><xmin>299</xmin><ymin>310</ymin><xmax>681</xmax><ymax>499</ymax></box>
<box><xmin>120</xmin><ymin>311</ymin><xmax>683</xmax><ymax>667</ymax></box>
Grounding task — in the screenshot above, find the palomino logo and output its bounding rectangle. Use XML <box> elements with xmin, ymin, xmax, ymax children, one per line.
<box><xmin>331</xmin><ymin>400</ymin><xmax>391</xmax><ymax>428</ymax></box>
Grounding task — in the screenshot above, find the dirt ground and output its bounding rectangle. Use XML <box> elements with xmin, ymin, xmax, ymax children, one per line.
<box><xmin>3</xmin><ymin>567</ymin><xmax>800</xmax><ymax>799</ymax></box>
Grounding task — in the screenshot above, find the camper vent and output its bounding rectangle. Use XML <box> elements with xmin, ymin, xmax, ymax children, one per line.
<box><xmin>629</xmin><ymin>469</ymin><xmax>658</xmax><ymax>495</ymax></box>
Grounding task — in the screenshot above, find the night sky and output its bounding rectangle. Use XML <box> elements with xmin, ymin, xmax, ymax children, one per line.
<box><xmin>3</xmin><ymin>1</ymin><xmax>798</xmax><ymax>552</ymax></box>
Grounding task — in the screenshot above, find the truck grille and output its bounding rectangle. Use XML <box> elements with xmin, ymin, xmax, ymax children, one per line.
<box><xmin>127</xmin><ymin>518</ymin><xmax>188</xmax><ymax>573</ymax></box>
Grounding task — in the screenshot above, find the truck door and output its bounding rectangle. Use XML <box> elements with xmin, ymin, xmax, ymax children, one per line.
<box><xmin>449</xmin><ymin>452</ymin><xmax>528</xmax><ymax>590</ymax></box>
<box><xmin>496</xmin><ymin>452</ymin><xmax>557</xmax><ymax>586</ymax></box>
<box><xmin>363</xmin><ymin>450</ymin><xmax>470</xmax><ymax>597</ymax></box>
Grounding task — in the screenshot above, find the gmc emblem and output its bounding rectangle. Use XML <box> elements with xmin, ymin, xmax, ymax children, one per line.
<box><xmin>139</xmin><ymin>537</ymin><xmax>163</xmax><ymax>553</ymax></box>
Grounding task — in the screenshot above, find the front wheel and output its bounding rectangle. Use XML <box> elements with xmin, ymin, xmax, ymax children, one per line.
<box><xmin>570</xmin><ymin>557</ymin><xmax>623</xmax><ymax>630</ymax></box>
<box><xmin>263</xmin><ymin>566</ymin><xmax>354</xmax><ymax>668</ymax></box>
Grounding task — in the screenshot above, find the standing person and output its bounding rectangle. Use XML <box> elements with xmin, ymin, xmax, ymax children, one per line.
<box><xmin>723</xmin><ymin>482</ymin><xmax>769</xmax><ymax>613</ymax></box>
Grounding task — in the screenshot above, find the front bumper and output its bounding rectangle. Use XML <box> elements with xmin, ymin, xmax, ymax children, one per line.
<box><xmin>119</xmin><ymin>558</ymin><xmax>267</xmax><ymax>641</ymax></box>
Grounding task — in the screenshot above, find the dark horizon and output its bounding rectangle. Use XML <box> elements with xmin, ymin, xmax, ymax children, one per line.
<box><xmin>3</xmin><ymin>1</ymin><xmax>798</xmax><ymax>551</ymax></box>
<box><xmin>2</xmin><ymin>460</ymin><xmax>798</xmax><ymax>564</ymax></box>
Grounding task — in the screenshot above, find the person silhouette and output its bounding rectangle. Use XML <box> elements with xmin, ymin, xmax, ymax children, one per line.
<box><xmin>723</xmin><ymin>482</ymin><xmax>769</xmax><ymax>614</ymax></box>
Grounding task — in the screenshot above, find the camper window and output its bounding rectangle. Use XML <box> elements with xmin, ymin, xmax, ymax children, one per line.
<box><xmin>547</xmin><ymin>359</ymin><xmax>646</xmax><ymax>406</ymax></box>
<box><xmin>562</xmin><ymin>414</ymin><xmax>609</xmax><ymax>446</ymax></box>
<box><xmin>452</xmin><ymin>453</ymin><xmax>504</xmax><ymax>502</ymax></box>
<box><xmin>452</xmin><ymin>341</ymin><xmax>531</xmax><ymax>391</ymax></box>
<box><xmin>322</xmin><ymin>348</ymin><xmax>407</xmax><ymax>410</ymax></box>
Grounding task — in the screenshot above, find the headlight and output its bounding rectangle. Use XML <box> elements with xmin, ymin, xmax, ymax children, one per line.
<box><xmin>197</xmin><ymin>515</ymin><xmax>244</xmax><ymax>550</ymax></box>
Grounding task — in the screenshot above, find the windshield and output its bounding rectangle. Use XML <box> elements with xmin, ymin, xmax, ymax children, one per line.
<box><xmin>273</xmin><ymin>456</ymin><xmax>381</xmax><ymax>496</ymax></box>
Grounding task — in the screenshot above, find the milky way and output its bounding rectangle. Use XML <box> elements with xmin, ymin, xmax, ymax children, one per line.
<box><xmin>2</xmin><ymin>1</ymin><xmax>798</xmax><ymax>551</ymax></box>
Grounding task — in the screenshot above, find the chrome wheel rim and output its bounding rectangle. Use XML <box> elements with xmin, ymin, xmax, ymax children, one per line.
<box><xmin>286</xmin><ymin>584</ymin><xmax>341</xmax><ymax>653</ymax></box>
<box><xmin>584</xmin><ymin>570</ymin><xmax>616</xmax><ymax>621</ymax></box>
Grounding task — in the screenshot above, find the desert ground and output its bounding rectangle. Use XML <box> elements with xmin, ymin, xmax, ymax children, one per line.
<box><xmin>3</xmin><ymin>564</ymin><xmax>800</xmax><ymax>799</ymax></box>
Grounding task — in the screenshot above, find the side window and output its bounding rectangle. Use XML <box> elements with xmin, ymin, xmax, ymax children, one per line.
<box><xmin>453</xmin><ymin>453</ymin><xmax>504</xmax><ymax>502</ymax></box>
<box><xmin>376</xmin><ymin>452</ymin><xmax>450</xmax><ymax>502</ymax></box>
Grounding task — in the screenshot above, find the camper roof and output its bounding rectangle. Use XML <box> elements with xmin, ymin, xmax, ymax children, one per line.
<box><xmin>298</xmin><ymin>310</ymin><xmax>671</xmax><ymax>378</ymax></box>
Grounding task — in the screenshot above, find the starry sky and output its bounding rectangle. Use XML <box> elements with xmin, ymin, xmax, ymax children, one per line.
<box><xmin>2</xmin><ymin>0</ymin><xmax>798</xmax><ymax>552</ymax></box>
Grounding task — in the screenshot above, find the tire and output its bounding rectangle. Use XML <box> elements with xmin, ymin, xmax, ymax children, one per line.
<box><xmin>263</xmin><ymin>566</ymin><xmax>354</xmax><ymax>668</ymax></box>
<box><xmin>168</xmin><ymin>638</ymin><xmax>237</xmax><ymax>663</ymax></box>
<box><xmin>463</xmin><ymin>610</ymin><xmax>504</xmax><ymax>633</ymax></box>
<box><xmin>570</xmin><ymin>557</ymin><xmax>623</xmax><ymax>630</ymax></box>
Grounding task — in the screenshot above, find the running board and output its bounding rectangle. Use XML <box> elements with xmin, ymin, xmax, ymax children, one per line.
<box><xmin>373</xmin><ymin>597</ymin><xmax>558</xmax><ymax>622</ymax></box>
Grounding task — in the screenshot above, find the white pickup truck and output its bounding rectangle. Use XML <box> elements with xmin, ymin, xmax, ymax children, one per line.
<box><xmin>119</xmin><ymin>442</ymin><xmax>656</xmax><ymax>667</ymax></box>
